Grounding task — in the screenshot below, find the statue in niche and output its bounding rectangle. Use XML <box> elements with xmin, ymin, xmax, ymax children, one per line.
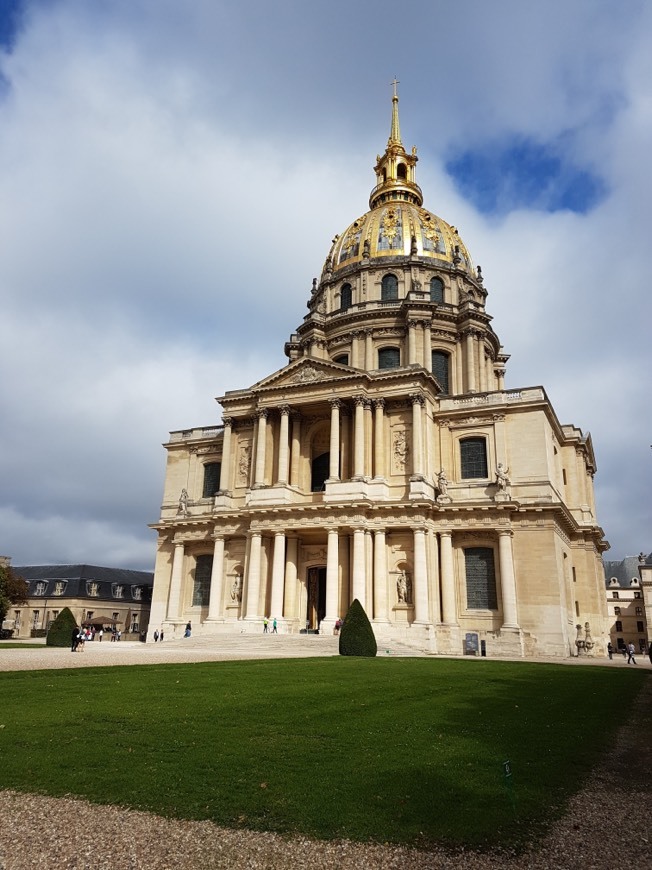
<box><xmin>397</xmin><ymin>571</ymin><xmax>408</xmax><ymax>604</ymax></box>
<box><xmin>177</xmin><ymin>488</ymin><xmax>189</xmax><ymax>517</ymax></box>
<box><xmin>495</xmin><ymin>463</ymin><xmax>510</xmax><ymax>491</ymax></box>
<box><xmin>437</xmin><ymin>468</ymin><xmax>449</xmax><ymax>497</ymax></box>
<box><xmin>231</xmin><ymin>574</ymin><xmax>242</xmax><ymax>603</ymax></box>
<box><xmin>363</xmin><ymin>238</ymin><xmax>370</xmax><ymax>258</ymax></box>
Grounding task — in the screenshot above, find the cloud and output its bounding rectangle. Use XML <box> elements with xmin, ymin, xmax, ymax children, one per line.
<box><xmin>1</xmin><ymin>0</ymin><xmax>651</xmax><ymax>567</ymax></box>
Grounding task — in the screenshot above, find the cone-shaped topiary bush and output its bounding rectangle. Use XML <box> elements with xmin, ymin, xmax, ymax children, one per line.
<box><xmin>46</xmin><ymin>607</ymin><xmax>78</xmax><ymax>647</ymax></box>
<box><xmin>339</xmin><ymin>598</ymin><xmax>377</xmax><ymax>657</ymax></box>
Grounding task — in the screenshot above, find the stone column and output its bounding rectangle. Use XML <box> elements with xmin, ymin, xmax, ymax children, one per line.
<box><xmin>408</xmin><ymin>319</ymin><xmax>418</xmax><ymax>365</ymax></box>
<box><xmin>428</xmin><ymin>530</ymin><xmax>441</xmax><ymax>623</ymax></box>
<box><xmin>351</xmin><ymin>330</ymin><xmax>360</xmax><ymax>368</ymax></box>
<box><xmin>276</xmin><ymin>406</ymin><xmax>290</xmax><ymax>485</ymax></box>
<box><xmin>413</xmin><ymin>528</ymin><xmax>429</xmax><ymax>624</ymax></box>
<box><xmin>207</xmin><ymin>535</ymin><xmax>225</xmax><ymax>620</ymax></box>
<box><xmin>325</xmin><ymin>528</ymin><xmax>339</xmax><ymax>621</ymax></box>
<box><xmin>328</xmin><ymin>399</ymin><xmax>341</xmax><ymax>481</ymax></box>
<box><xmin>254</xmin><ymin>409</ymin><xmax>268</xmax><ymax>487</ymax></box>
<box><xmin>465</xmin><ymin>330</ymin><xmax>476</xmax><ymax>393</ymax></box>
<box><xmin>410</xmin><ymin>393</ymin><xmax>425</xmax><ymax>478</ymax></box>
<box><xmin>353</xmin><ymin>396</ymin><xmax>366</xmax><ymax>479</ymax></box>
<box><xmin>440</xmin><ymin>532</ymin><xmax>457</xmax><ymax>624</ymax></box>
<box><xmin>498</xmin><ymin>530</ymin><xmax>519</xmax><ymax>628</ymax></box>
<box><xmin>373</xmin><ymin>529</ymin><xmax>388</xmax><ymax>622</ymax></box>
<box><xmin>364</xmin><ymin>399</ymin><xmax>373</xmax><ymax>478</ymax></box>
<box><xmin>245</xmin><ymin>532</ymin><xmax>262</xmax><ymax>620</ymax></box>
<box><xmin>340</xmin><ymin>409</ymin><xmax>351</xmax><ymax>481</ymax></box>
<box><xmin>218</xmin><ymin>418</ymin><xmax>233</xmax><ymax>492</ymax></box>
<box><xmin>289</xmin><ymin>413</ymin><xmax>301</xmax><ymax>488</ymax></box>
<box><xmin>283</xmin><ymin>536</ymin><xmax>299</xmax><ymax>618</ymax></box>
<box><xmin>166</xmin><ymin>540</ymin><xmax>185</xmax><ymax>620</ymax></box>
<box><xmin>269</xmin><ymin>531</ymin><xmax>286</xmax><ymax>619</ymax></box>
<box><xmin>423</xmin><ymin>320</ymin><xmax>432</xmax><ymax>369</ymax></box>
<box><xmin>352</xmin><ymin>528</ymin><xmax>366</xmax><ymax>608</ymax></box>
<box><xmin>365</xmin><ymin>329</ymin><xmax>374</xmax><ymax>370</ymax></box>
<box><xmin>496</xmin><ymin>367</ymin><xmax>506</xmax><ymax>391</ymax></box>
<box><xmin>373</xmin><ymin>398</ymin><xmax>385</xmax><ymax>479</ymax></box>
<box><xmin>479</xmin><ymin>346</ymin><xmax>487</xmax><ymax>392</ymax></box>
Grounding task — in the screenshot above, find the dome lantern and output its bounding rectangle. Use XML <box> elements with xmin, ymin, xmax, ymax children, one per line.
<box><xmin>370</xmin><ymin>79</ymin><xmax>423</xmax><ymax>209</ymax></box>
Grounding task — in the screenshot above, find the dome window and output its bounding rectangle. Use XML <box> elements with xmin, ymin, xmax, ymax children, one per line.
<box><xmin>381</xmin><ymin>274</ymin><xmax>398</xmax><ymax>301</ymax></box>
<box><xmin>430</xmin><ymin>277</ymin><xmax>444</xmax><ymax>303</ymax></box>
<box><xmin>432</xmin><ymin>351</ymin><xmax>450</xmax><ymax>394</ymax></box>
<box><xmin>340</xmin><ymin>283</ymin><xmax>352</xmax><ymax>311</ymax></box>
<box><xmin>378</xmin><ymin>347</ymin><xmax>400</xmax><ymax>369</ymax></box>
<box><xmin>397</xmin><ymin>163</ymin><xmax>407</xmax><ymax>180</ymax></box>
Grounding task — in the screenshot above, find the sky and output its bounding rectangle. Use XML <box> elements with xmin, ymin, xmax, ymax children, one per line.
<box><xmin>1</xmin><ymin>0</ymin><xmax>651</xmax><ymax>570</ymax></box>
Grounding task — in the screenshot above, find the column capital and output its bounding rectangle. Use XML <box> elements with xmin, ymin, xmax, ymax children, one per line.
<box><xmin>211</xmin><ymin>532</ymin><xmax>226</xmax><ymax>542</ymax></box>
<box><xmin>410</xmin><ymin>392</ymin><xmax>425</xmax><ymax>406</ymax></box>
<box><xmin>408</xmin><ymin>318</ymin><xmax>419</xmax><ymax>329</ymax></box>
<box><xmin>222</xmin><ymin>416</ymin><xmax>235</xmax><ymax>428</ymax></box>
<box><xmin>256</xmin><ymin>408</ymin><xmax>269</xmax><ymax>420</ymax></box>
<box><xmin>372</xmin><ymin>398</ymin><xmax>385</xmax><ymax>410</ymax></box>
<box><xmin>497</xmin><ymin>528</ymin><xmax>514</xmax><ymax>538</ymax></box>
<box><xmin>329</xmin><ymin>398</ymin><xmax>342</xmax><ymax>410</ymax></box>
<box><xmin>278</xmin><ymin>404</ymin><xmax>291</xmax><ymax>416</ymax></box>
<box><xmin>353</xmin><ymin>395</ymin><xmax>366</xmax><ymax>407</ymax></box>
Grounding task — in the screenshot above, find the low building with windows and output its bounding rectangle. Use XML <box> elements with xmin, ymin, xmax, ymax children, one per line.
<box><xmin>4</xmin><ymin>563</ymin><xmax>153</xmax><ymax>639</ymax></box>
<box><xmin>148</xmin><ymin>89</ymin><xmax>609</xmax><ymax>657</ymax></box>
<box><xmin>604</xmin><ymin>554</ymin><xmax>650</xmax><ymax>653</ymax></box>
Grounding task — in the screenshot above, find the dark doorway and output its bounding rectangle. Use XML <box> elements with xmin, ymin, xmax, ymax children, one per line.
<box><xmin>307</xmin><ymin>566</ymin><xmax>327</xmax><ymax>631</ymax></box>
<box><xmin>311</xmin><ymin>452</ymin><xmax>330</xmax><ymax>491</ymax></box>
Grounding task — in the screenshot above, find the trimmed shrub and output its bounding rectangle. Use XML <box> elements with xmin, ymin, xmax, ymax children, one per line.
<box><xmin>339</xmin><ymin>599</ymin><xmax>377</xmax><ymax>657</ymax></box>
<box><xmin>46</xmin><ymin>607</ymin><xmax>78</xmax><ymax>647</ymax></box>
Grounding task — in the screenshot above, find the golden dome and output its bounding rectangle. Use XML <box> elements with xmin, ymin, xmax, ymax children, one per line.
<box><xmin>323</xmin><ymin>82</ymin><xmax>473</xmax><ymax>279</ymax></box>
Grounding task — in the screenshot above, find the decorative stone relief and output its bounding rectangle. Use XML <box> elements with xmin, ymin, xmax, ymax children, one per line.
<box><xmin>392</xmin><ymin>430</ymin><xmax>409</xmax><ymax>473</ymax></box>
<box><xmin>237</xmin><ymin>443</ymin><xmax>251</xmax><ymax>485</ymax></box>
<box><xmin>290</xmin><ymin>365</ymin><xmax>326</xmax><ymax>384</ymax></box>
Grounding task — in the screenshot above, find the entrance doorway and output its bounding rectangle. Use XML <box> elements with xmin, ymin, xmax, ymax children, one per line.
<box><xmin>306</xmin><ymin>566</ymin><xmax>326</xmax><ymax>631</ymax></box>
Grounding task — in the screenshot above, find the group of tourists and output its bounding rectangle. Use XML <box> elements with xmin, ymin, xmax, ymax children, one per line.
<box><xmin>152</xmin><ymin>628</ymin><xmax>165</xmax><ymax>642</ymax></box>
<box><xmin>262</xmin><ymin>616</ymin><xmax>278</xmax><ymax>633</ymax></box>
<box><xmin>70</xmin><ymin>626</ymin><xmax>120</xmax><ymax>651</ymax></box>
<box><xmin>606</xmin><ymin>640</ymin><xmax>652</xmax><ymax>664</ymax></box>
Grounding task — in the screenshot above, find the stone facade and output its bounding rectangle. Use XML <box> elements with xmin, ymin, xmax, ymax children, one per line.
<box><xmin>148</xmin><ymin>91</ymin><xmax>609</xmax><ymax>657</ymax></box>
<box><xmin>603</xmin><ymin>553</ymin><xmax>651</xmax><ymax>653</ymax></box>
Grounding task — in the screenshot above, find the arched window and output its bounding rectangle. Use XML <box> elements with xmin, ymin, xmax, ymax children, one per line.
<box><xmin>311</xmin><ymin>453</ymin><xmax>330</xmax><ymax>492</ymax></box>
<box><xmin>340</xmin><ymin>283</ymin><xmax>352</xmax><ymax>311</ymax></box>
<box><xmin>397</xmin><ymin>163</ymin><xmax>407</xmax><ymax>180</ymax></box>
<box><xmin>202</xmin><ymin>462</ymin><xmax>221</xmax><ymax>498</ymax></box>
<box><xmin>378</xmin><ymin>347</ymin><xmax>400</xmax><ymax>369</ymax></box>
<box><xmin>430</xmin><ymin>276</ymin><xmax>444</xmax><ymax>303</ymax></box>
<box><xmin>381</xmin><ymin>273</ymin><xmax>398</xmax><ymax>301</ymax></box>
<box><xmin>460</xmin><ymin>437</ymin><xmax>488</xmax><ymax>479</ymax></box>
<box><xmin>193</xmin><ymin>555</ymin><xmax>213</xmax><ymax>607</ymax></box>
<box><xmin>333</xmin><ymin>353</ymin><xmax>349</xmax><ymax>366</ymax></box>
<box><xmin>464</xmin><ymin>547</ymin><xmax>497</xmax><ymax>609</ymax></box>
<box><xmin>431</xmin><ymin>351</ymin><xmax>450</xmax><ymax>394</ymax></box>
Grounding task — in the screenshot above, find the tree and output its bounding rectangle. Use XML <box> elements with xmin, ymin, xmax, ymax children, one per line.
<box><xmin>46</xmin><ymin>607</ymin><xmax>78</xmax><ymax>647</ymax></box>
<box><xmin>0</xmin><ymin>563</ymin><xmax>28</xmax><ymax>626</ymax></box>
<box><xmin>339</xmin><ymin>598</ymin><xmax>377</xmax><ymax>657</ymax></box>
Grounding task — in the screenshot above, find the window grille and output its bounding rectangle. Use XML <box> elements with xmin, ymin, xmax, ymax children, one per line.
<box><xmin>381</xmin><ymin>274</ymin><xmax>398</xmax><ymax>301</ymax></box>
<box><xmin>378</xmin><ymin>347</ymin><xmax>400</xmax><ymax>369</ymax></box>
<box><xmin>464</xmin><ymin>547</ymin><xmax>498</xmax><ymax>610</ymax></box>
<box><xmin>460</xmin><ymin>437</ymin><xmax>488</xmax><ymax>479</ymax></box>
<box><xmin>202</xmin><ymin>462</ymin><xmax>221</xmax><ymax>498</ymax></box>
<box><xmin>430</xmin><ymin>276</ymin><xmax>444</xmax><ymax>302</ymax></box>
<box><xmin>193</xmin><ymin>555</ymin><xmax>213</xmax><ymax>607</ymax></box>
<box><xmin>432</xmin><ymin>351</ymin><xmax>450</xmax><ymax>394</ymax></box>
<box><xmin>340</xmin><ymin>283</ymin><xmax>352</xmax><ymax>311</ymax></box>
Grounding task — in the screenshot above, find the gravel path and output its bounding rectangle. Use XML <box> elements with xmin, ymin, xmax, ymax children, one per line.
<box><xmin>1</xmin><ymin>642</ymin><xmax>650</xmax><ymax>869</ymax></box>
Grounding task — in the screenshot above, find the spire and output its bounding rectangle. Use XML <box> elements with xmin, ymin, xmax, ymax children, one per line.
<box><xmin>369</xmin><ymin>82</ymin><xmax>422</xmax><ymax>209</ymax></box>
<box><xmin>389</xmin><ymin>77</ymin><xmax>402</xmax><ymax>146</ymax></box>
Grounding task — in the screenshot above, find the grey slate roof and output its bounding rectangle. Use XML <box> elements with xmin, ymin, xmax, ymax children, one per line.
<box><xmin>603</xmin><ymin>552</ymin><xmax>651</xmax><ymax>587</ymax></box>
<box><xmin>13</xmin><ymin>564</ymin><xmax>153</xmax><ymax>602</ymax></box>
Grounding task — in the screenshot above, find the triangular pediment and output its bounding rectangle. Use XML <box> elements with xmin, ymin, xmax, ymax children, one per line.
<box><xmin>250</xmin><ymin>357</ymin><xmax>361</xmax><ymax>392</ymax></box>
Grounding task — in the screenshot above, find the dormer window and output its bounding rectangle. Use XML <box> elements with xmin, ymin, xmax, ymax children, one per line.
<box><xmin>35</xmin><ymin>581</ymin><xmax>47</xmax><ymax>596</ymax></box>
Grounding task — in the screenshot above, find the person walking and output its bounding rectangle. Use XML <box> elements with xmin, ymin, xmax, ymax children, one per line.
<box><xmin>272</xmin><ymin>617</ymin><xmax>278</xmax><ymax>633</ymax></box>
<box><xmin>159</xmin><ymin>629</ymin><xmax>164</xmax><ymax>642</ymax></box>
<box><xmin>263</xmin><ymin>616</ymin><xmax>269</xmax><ymax>633</ymax></box>
<box><xmin>184</xmin><ymin>621</ymin><xmax>191</xmax><ymax>638</ymax></box>
<box><xmin>607</xmin><ymin>641</ymin><xmax>614</xmax><ymax>660</ymax></box>
<box><xmin>153</xmin><ymin>629</ymin><xmax>159</xmax><ymax>642</ymax></box>
<box><xmin>627</xmin><ymin>641</ymin><xmax>637</xmax><ymax>664</ymax></box>
<box><xmin>71</xmin><ymin>627</ymin><xmax>79</xmax><ymax>652</ymax></box>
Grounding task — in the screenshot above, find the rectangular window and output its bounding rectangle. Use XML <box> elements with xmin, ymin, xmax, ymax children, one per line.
<box><xmin>562</xmin><ymin>468</ymin><xmax>567</xmax><ymax>485</ymax></box>
<box><xmin>615</xmin><ymin>620</ymin><xmax>623</xmax><ymax>632</ymax></box>
<box><xmin>614</xmin><ymin>606</ymin><xmax>621</xmax><ymax>616</ymax></box>
<box><xmin>112</xmin><ymin>612</ymin><xmax>119</xmax><ymax>621</ymax></box>
<box><xmin>637</xmin><ymin>621</ymin><xmax>644</xmax><ymax>632</ymax></box>
<box><xmin>572</xmin><ymin>567</ymin><xmax>577</xmax><ymax>583</ymax></box>
<box><xmin>575</xmin><ymin>600</ymin><xmax>580</xmax><ymax>617</ymax></box>
<box><xmin>634</xmin><ymin>591</ymin><xmax>641</xmax><ymax>598</ymax></box>
<box><xmin>32</xmin><ymin>610</ymin><xmax>40</xmax><ymax>627</ymax></box>
<box><xmin>193</xmin><ymin>555</ymin><xmax>213</xmax><ymax>607</ymax></box>
<box><xmin>612</xmin><ymin>591</ymin><xmax>619</xmax><ymax>599</ymax></box>
<box><xmin>460</xmin><ymin>438</ymin><xmax>488</xmax><ymax>479</ymax></box>
<box><xmin>636</xmin><ymin>607</ymin><xmax>642</xmax><ymax>616</ymax></box>
<box><xmin>464</xmin><ymin>547</ymin><xmax>497</xmax><ymax>610</ymax></box>
<box><xmin>202</xmin><ymin>462</ymin><xmax>222</xmax><ymax>498</ymax></box>
<box><xmin>35</xmin><ymin>581</ymin><xmax>47</xmax><ymax>596</ymax></box>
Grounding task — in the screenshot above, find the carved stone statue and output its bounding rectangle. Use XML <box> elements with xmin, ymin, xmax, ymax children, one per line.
<box><xmin>362</xmin><ymin>238</ymin><xmax>370</xmax><ymax>258</ymax></box>
<box><xmin>177</xmin><ymin>488</ymin><xmax>189</xmax><ymax>517</ymax></box>
<box><xmin>397</xmin><ymin>571</ymin><xmax>408</xmax><ymax>604</ymax></box>
<box><xmin>231</xmin><ymin>574</ymin><xmax>242</xmax><ymax>603</ymax></box>
<box><xmin>437</xmin><ymin>468</ymin><xmax>449</xmax><ymax>497</ymax></box>
<box><xmin>495</xmin><ymin>463</ymin><xmax>510</xmax><ymax>491</ymax></box>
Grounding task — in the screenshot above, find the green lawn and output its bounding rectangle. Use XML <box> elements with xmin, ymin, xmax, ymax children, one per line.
<box><xmin>0</xmin><ymin>658</ymin><xmax>646</xmax><ymax>850</ymax></box>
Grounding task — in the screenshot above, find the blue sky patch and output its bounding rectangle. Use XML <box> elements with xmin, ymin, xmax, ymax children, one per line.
<box><xmin>446</xmin><ymin>137</ymin><xmax>606</xmax><ymax>216</ymax></box>
<box><xmin>0</xmin><ymin>0</ymin><xmax>25</xmax><ymax>50</ymax></box>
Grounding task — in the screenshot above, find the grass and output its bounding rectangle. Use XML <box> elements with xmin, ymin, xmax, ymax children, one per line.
<box><xmin>0</xmin><ymin>642</ymin><xmax>44</xmax><ymax>649</ymax></box>
<box><xmin>0</xmin><ymin>658</ymin><xmax>646</xmax><ymax>851</ymax></box>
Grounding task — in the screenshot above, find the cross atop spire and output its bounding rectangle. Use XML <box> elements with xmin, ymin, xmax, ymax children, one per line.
<box><xmin>388</xmin><ymin>77</ymin><xmax>402</xmax><ymax>146</ymax></box>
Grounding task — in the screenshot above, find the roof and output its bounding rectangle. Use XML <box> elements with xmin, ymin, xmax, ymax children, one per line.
<box><xmin>13</xmin><ymin>564</ymin><xmax>153</xmax><ymax>602</ymax></box>
<box><xmin>603</xmin><ymin>553</ymin><xmax>651</xmax><ymax>587</ymax></box>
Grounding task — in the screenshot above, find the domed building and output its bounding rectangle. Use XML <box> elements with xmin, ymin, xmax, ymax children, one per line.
<box><xmin>148</xmin><ymin>90</ymin><xmax>609</xmax><ymax>657</ymax></box>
